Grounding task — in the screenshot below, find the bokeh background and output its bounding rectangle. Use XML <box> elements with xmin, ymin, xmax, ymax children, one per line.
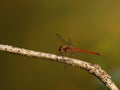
<box><xmin>0</xmin><ymin>0</ymin><xmax>120</xmax><ymax>90</ymax></box>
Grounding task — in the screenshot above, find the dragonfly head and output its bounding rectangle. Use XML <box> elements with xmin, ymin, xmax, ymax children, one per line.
<box><xmin>58</xmin><ymin>46</ymin><xmax>65</xmax><ymax>53</ymax></box>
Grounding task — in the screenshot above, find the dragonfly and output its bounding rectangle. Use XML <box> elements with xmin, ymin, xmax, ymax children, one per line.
<box><xmin>56</xmin><ymin>34</ymin><xmax>102</xmax><ymax>56</ymax></box>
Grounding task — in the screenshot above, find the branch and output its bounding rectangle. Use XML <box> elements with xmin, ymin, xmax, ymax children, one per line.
<box><xmin>0</xmin><ymin>44</ymin><xmax>119</xmax><ymax>90</ymax></box>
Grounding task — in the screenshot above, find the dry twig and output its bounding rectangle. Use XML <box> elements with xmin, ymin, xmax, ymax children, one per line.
<box><xmin>0</xmin><ymin>44</ymin><xmax>119</xmax><ymax>90</ymax></box>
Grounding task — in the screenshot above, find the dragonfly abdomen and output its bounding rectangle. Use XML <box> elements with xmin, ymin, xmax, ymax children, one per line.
<box><xmin>72</xmin><ymin>48</ymin><xmax>101</xmax><ymax>55</ymax></box>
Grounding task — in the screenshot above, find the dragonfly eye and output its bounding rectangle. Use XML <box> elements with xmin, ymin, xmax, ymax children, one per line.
<box><xmin>58</xmin><ymin>46</ymin><xmax>64</xmax><ymax>52</ymax></box>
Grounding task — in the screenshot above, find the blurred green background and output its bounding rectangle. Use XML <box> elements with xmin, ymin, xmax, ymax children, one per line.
<box><xmin>0</xmin><ymin>0</ymin><xmax>120</xmax><ymax>90</ymax></box>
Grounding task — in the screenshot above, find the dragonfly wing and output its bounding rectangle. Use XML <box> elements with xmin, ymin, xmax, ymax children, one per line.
<box><xmin>68</xmin><ymin>37</ymin><xmax>73</xmax><ymax>46</ymax></box>
<box><xmin>56</xmin><ymin>34</ymin><xmax>70</xmax><ymax>45</ymax></box>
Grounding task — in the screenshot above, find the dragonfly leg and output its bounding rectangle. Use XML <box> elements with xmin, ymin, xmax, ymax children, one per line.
<box><xmin>57</xmin><ymin>51</ymin><xmax>66</xmax><ymax>56</ymax></box>
<box><xmin>57</xmin><ymin>51</ymin><xmax>74</xmax><ymax>57</ymax></box>
<box><xmin>64</xmin><ymin>51</ymin><xmax>74</xmax><ymax>58</ymax></box>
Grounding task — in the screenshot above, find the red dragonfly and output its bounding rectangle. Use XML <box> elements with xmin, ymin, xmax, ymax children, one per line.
<box><xmin>56</xmin><ymin>34</ymin><xmax>102</xmax><ymax>56</ymax></box>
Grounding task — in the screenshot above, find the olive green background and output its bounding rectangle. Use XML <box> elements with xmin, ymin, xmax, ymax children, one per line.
<box><xmin>0</xmin><ymin>0</ymin><xmax>120</xmax><ymax>90</ymax></box>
